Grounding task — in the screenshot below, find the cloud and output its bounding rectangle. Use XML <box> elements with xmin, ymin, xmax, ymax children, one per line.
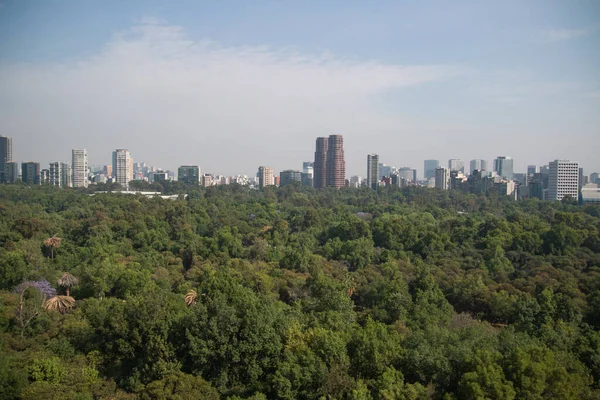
<box><xmin>0</xmin><ymin>19</ymin><xmax>463</xmax><ymax>175</ymax></box>
<box><xmin>538</xmin><ymin>27</ymin><xmax>593</xmax><ymax>43</ymax></box>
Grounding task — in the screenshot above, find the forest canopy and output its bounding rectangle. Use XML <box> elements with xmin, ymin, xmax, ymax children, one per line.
<box><xmin>0</xmin><ymin>184</ymin><xmax>599</xmax><ymax>399</ymax></box>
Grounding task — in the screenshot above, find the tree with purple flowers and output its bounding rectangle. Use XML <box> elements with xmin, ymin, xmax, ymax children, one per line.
<box><xmin>13</xmin><ymin>280</ymin><xmax>56</xmax><ymax>337</ymax></box>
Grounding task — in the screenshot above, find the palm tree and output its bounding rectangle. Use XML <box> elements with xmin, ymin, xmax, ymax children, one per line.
<box><xmin>43</xmin><ymin>234</ymin><xmax>62</xmax><ymax>259</ymax></box>
<box><xmin>44</xmin><ymin>296</ymin><xmax>76</xmax><ymax>314</ymax></box>
<box><xmin>184</xmin><ymin>289</ymin><xmax>198</xmax><ymax>306</ymax></box>
<box><xmin>57</xmin><ymin>272</ymin><xmax>79</xmax><ymax>297</ymax></box>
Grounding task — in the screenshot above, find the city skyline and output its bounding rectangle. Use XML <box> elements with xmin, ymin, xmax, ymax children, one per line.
<box><xmin>0</xmin><ymin>2</ymin><xmax>598</xmax><ymax>176</ymax></box>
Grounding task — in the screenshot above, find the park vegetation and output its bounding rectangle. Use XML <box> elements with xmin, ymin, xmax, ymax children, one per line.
<box><xmin>0</xmin><ymin>183</ymin><xmax>599</xmax><ymax>399</ymax></box>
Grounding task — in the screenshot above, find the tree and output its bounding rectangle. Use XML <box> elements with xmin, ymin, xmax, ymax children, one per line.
<box><xmin>43</xmin><ymin>234</ymin><xmax>62</xmax><ymax>259</ymax></box>
<box><xmin>13</xmin><ymin>280</ymin><xmax>56</xmax><ymax>337</ymax></box>
<box><xmin>57</xmin><ymin>272</ymin><xmax>79</xmax><ymax>297</ymax></box>
<box><xmin>44</xmin><ymin>295</ymin><xmax>76</xmax><ymax>314</ymax></box>
<box><xmin>184</xmin><ymin>289</ymin><xmax>197</xmax><ymax>306</ymax></box>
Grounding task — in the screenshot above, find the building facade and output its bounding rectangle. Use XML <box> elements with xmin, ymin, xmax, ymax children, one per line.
<box><xmin>326</xmin><ymin>135</ymin><xmax>345</xmax><ymax>189</ymax></box>
<box><xmin>257</xmin><ymin>166</ymin><xmax>274</xmax><ymax>189</ymax></box>
<box><xmin>72</xmin><ymin>149</ymin><xmax>88</xmax><ymax>188</ymax></box>
<box><xmin>49</xmin><ymin>162</ymin><xmax>62</xmax><ymax>186</ymax></box>
<box><xmin>60</xmin><ymin>163</ymin><xmax>72</xmax><ymax>188</ymax></box>
<box><xmin>448</xmin><ymin>159</ymin><xmax>465</xmax><ymax>173</ymax></box>
<box><xmin>4</xmin><ymin>162</ymin><xmax>18</xmax><ymax>184</ymax></box>
<box><xmin>547</xmin><ymin>160</ymin><xmax>579</xmax><ymax>201</ymax></box>
<box><xmin>313</xmin><ymin>137</ymin><xmax>328</xmax><ymax>189</ymax></box>
<box><xmin>0</xmin><ymin>136</ymin><xmax>12</xmax><ymax>183</ymax></box>
<box><xmin>435</xmin><ymin>167</ymin><xmax>450</xmax><ymax>190</ymax></box>
<box><xmin>112</xmin><ymin>149</ymin><xmax>133</xmax><ymax>187</ymax></box>
<box><xmin>280</xmin><ymin>170</ymin><xmax>302</xmax><ymax>186</ymax></box>
<box><xmin>397</xmin><ymin>167</ymin><xmax>417</xmax><ymax>182</ymax></box>
<box><xmin>424</xmin><ymin>159</ymin><xmax>439</xmax><ymax>180</ymax></box>
<box><xmin>178</xmin><ymin>165</ymin><xmax>200</xmax><ymax>185</ymax></box>
<box><xmin>493</xmin><ymin>156</ymin><xmax>514</xmax><ymax>180</ymax></box>
<box><xmin>22</xmin><ymin>162</ymin><xmax>41</xmax><ymax>185</ymax></box>
<box><xmin>470</xmin><ymin>159</ymin><xmax>488</xmax><ymax>175</ymax></box>
<box><xmin>367</xmin><ymin>154</ymin><xmax>379</xmax><ymax>190</ymax></box>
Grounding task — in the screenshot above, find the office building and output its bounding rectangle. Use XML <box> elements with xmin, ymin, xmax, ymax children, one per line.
<box><xmin>301</xmin><ymin>173</ymin><xmax>313</xmax><ymax>187</ymax></box>
<box><xmin>397</xmin><ymin>167</ymin><xmax>417</xmax><ymax>182</ymax></box>
<box><xmin>326</xmin><ymin>134</ymin><xmax>345</xmax><ymax>189</ymax></box>
<box><xmin>367</xmin><ymin>154</ymin><xmax>379</xmax><ymax>190</ymax></box>
<box><xmin>470</xmin><ymin>159</ymin><xmax>488</xmax><ymax>175</ymax></box>
<box><xmin>257</xmin><ymin>166</ymin><xmax>274</xmax><ymax>189</ymax></box>
<box><xmin>280</xmin><ymin>170</ymin><xmax>302</xmax><ymax>186</ymax></box>
<box><xmin>153</xmin><ymin>171</ymin><xmax>167</xmax><ymax>182</ymax></box>
<box><xmin>448</xmin><ymin>159</ymin><xmax>465</xmax><ymax>173</ymax></box>
<box><xmin>313</xmin><ymin>137</ymin><xmax>328</xmax><ymax>189</ymax></box>
<box><xmin>201</xmin><ymin>174</ymin><xmax>213</xmax><ymax>187</ymax></box>
<box><xmin>435</xmin><ymin>167</ymin><xmax>450</xmax><ymax>190</ymax></box>
<box><xmin>22</xmin><ymin>162</ymin><xmax>41</xmax><ymax>185</ymax></box>
<box><xmin>581</xmin><ymin>184</ymin><xmax>600</xmax><ymax>204</ymax></box>
<box><xmin>49</xmin><ymin>162</ymin><xmax>62</xmax><ymax>186</ymax></box>
<box><xmin>493</xmin><ymin>156</ymin><xmax>514</xmax><ymax>180</ymax></box>
<box><xmin>72</xmin><ymin>149</ymin><xmax>88</xmax><ymax>188</ymax></box>
<box><xmin>112</xmin><ymin>149</ymin><xmax>133</xmax><ymax>187</ymax></box>
<box><xmin>4</xmin><ymin>162</ymin><xmax>18</xmax><ymax>184</ymax></box>
<box><xmin>527</xmin><ymin>165</ymin><xmax>538</xmax><ymax>175</ymax></box>
<box><xmin>424</xmin><ymin>159</ymin><xmax>439</xmax><ymax>180</ymax></box>
<box><xmin>0</xmin><ymin>136</ymin><xmax>12</xmax><ymax>183</ymax></box>
<box><xmin>178</xmin><ymin>165</ymin><xmax>200</xmax><ymax>185</ymax></box>
<box><xmin>590</xmin><ymin>172</ymin><xmax>599</xmax><ymax>184</ymax></box>
<box><xmin>547</xmin><ymin>160</ymin><xmax>579</xmax><ymax>201</ymax></box>
<box><xmin>302</xmin><ymin>162</ymin><xmax>314</xmax><ymax>177</ymax></box>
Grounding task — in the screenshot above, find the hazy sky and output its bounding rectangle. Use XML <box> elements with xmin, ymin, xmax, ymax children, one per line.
<box><xmin>1</xmin><ymin>0</ymin><xmax>599</xmax><ymax>178</ymax></box>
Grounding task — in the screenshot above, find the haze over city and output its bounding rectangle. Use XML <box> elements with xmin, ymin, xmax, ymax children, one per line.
<box><xmin>0</xmin><ymin>0</ymin><xmax>599</xmax><ymax>177</ymax></box>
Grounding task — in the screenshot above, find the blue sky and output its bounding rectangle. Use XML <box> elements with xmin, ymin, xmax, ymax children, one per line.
<box><xmin>0</xmin><ymin>0</ymin><xmax>598</xmax><ymax>177</ymax></box>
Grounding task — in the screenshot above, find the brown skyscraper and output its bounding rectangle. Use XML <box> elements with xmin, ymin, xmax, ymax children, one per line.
<box><xmin>326</xmin><ymin>134</ymin><xmax>345</xmax><ymax>189</ymax></box>
<box><xmin>313</xmin><ymin>137</ymin><xmax>328</xmax><ymax>189</ymax></box>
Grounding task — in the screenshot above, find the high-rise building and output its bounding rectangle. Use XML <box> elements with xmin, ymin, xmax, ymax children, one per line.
<box><xmin>112</xmin><ymin>149</ymin><xmax>133</xmax><ymax>187</ymax></box>
<box><xmin>22</xmin><ymin>162</ymin><xmax>41</xmax><ymax>185</ymax></box>
<box><xmin>326</xmin><ymin>134</ymin><xmax>345</xmax><ymax>189</ymax></box>
<box><xmin>40</xmin><ymin>169</ymin><xmax>49</xmax><ymax>185</ymax></box>
<box><xmin>397</xmin><ymin>167</ymin><xmax>417</xmax><ymax>182</ymax></box>
<box><xmin>72</xmin><ymin>149</ymin><xmax>88</xmax><ymax>188</ymax></box>
<box><xmin>301</xmin><ymin>173</ymin><xmax>313</xmax><ymax>187</ymax></box>
<box><xmin>470</xmin><ymin>159</ymin><xmax>488</xmax><ymax>175</ymax></box>
<box><xmin>49</xmin><ymin>162</ymin><xmax>62</xmax><ymax>186</ymax></box>
<box><xmin>313</xmin><ymin>137</ymin><xmax>328</xmax><ymax>189</ymax></box>
<box><xmin>435</xmin><ymin>167</ymin><xmax>450</xmax><ymax>190</ymax></box>
<box><xmin>0</xmin><ymin>136</ymin><xmax>12</xmax><ymax>183</ymax></box>
<box><xmin>60</xmin><ymin>163</ymin><xmax>72</xmax><ymax>188</ymax></box>
<box><xmin>379</xmin><ymin>163</ymin><xmax>393</xmax><ymax>179</ymax></box>
<box><xmin>280</xmin><ymin>170</ymin><xmax>302</xmax><ymax>186</ymax></box>
<box><xmin>493</xmin><ymin>156</ymin><xmax>514</xmax><ymax>180</ymax></box>
<box><xmin>201</xmin><ymin>174</ymin><xmax>213</xmax><ymax>187</ymax></box>
<box><xmin>590</xmin><ymin>172</ymin><xmax>599</xmax><ymax>184</ymax></box>
<box><xmin>153</xmin><ymin>171</ymin><xmax>167</xmax><ymax>182</ymax></box>
<box><xmin>367</xmin><ymin>154</ymin><xmax>379</xmax><ymax>190</ymax></box>
<box><xmin>547</xmin><ymin>160</ymin><xmax>579</xmax><ymax>201</ymax></box>
<box><xmin>103</xmin><ymin>165</ymin><xmax>113</xmax><ymax>177</ymax></box>
<box><xmin>448</xmin><ymin>159</ymin><xmax>464</xmax><ymax>173</ymax></box>
<box><xmin>4</xmin><ymin>162</ymin><xmax>18</xmax><ymax>184</ymax></box>
<box><xmin>424</xmin><ymin>160</ymin><xmax>439</xmax><ymax>180</ymax></box>
<box><xmin>302</xmin><ymin>162</ymin><xmax>314</xmax><ymax>176</ymax></box>
<box><xmin>257</xmin><ymin>166</ymin><xmax>274</xmax><ymax>189</ymax></box>
<box><xmin>178</xmin><ymin>165</ymin><xmax>200</xmax><ymax>185</ymax></box>
<box><xmin>527</xmin><ymin>165</ymin><xmax>538</xmax><ymax>175</ymax></box>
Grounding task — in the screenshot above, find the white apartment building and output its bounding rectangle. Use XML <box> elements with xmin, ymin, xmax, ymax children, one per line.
<box><xmin>112</xmin><ymin>149</ymin><xmax>133</xmax><ymax>187</ymax></box>
<box><xmin>72</xmin><ymin>149</ymin><xmax>88</xmax><ymax>188</ymax></box>
<box><xmin>547</xmin><ymin>160</ymin><xmax>579</xmax><ymax>201</ymax></box>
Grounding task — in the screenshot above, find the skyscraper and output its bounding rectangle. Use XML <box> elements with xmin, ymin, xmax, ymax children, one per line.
<box><xmin>398</xmin><ymin>167</ymin><xmax>417</xmax><ymax>182</ymax></box>
<box><xmin>448</xmin><ymin>159</ymin><xmax>465</xmax><ymax>173</ymax></box>
<box><xmin>72</xmin><ymin>149</ymin><xmax>88</xmax><ymax>188</ymax></box>
<box><xmin>280</xmin><ymin>170</ymin><xmax>302</xmax><ymax>186</ymax></box>
<box><xmin>21</xmin><ymin>162</ymin><xmax>41</xmax><ymax>185</ymax></box>
<box><xmin>0</xmin><ymin>136</ymin><xmax>12</xmax><ymax>183</ymax></box>
<box><xmin>494</xmin><ymin>156</ymin><xmax>514</xmax><ymax>180</ymax></box>
<box><xmin>435</xmin><ymin>167</ymin><xmax>450</xmax><ymax>190</ymax></box>
<box><xmin>548</xmin><ymin>160</ymin><xmax>579</xmax><ymax>201</ymax></box>
<box><xmin>470</xmin><ymin>159</ymin><xmax>488</xmax><ymax>174</ymax></box>
<box><xmin>61</xmin><ymin>163</ymin><xmax>72</xmax><ymax>188</ymax></box>
<box><xmin>326</xmin><ymin>134</ymin><xmax>345</xmax><ymax>189</ymax></box>
<box><xmin>367</xmin><ymin>154</ymin><xmax>379</xmax><ymax>190</ymax></box>
<box><xmin>257</xmin><ymin>166</ymin><xmax>274</xmax><ymax>189</ymax></box>
<box><xmin>178</xmin><ymin>165</ymin><xmax>200</xmax><ymax>185</ymax></box>
<box><xmin>313</xmin><ymin>137</ymin><xmax>328</xmax><ymax>189</ymax></box>
<box><xmin>112</xmin><ymin>149</ymin><xmax>133</xmax><ymax>187</ymax></box>
<box><xmin>4</xmin><ymin>162</ymin><xmax>18</xmax><ymax>184</ymax></box>
<box><xmin>527</xmin><ymin>165</ymin><xmax>538</xmax><ymax>175</ymax></box>
<box><xmin>424</xmin><ymin>160</ymin><xmax>439</xmax><ymax>180</ymax></box>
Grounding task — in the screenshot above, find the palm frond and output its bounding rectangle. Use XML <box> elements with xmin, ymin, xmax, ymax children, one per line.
<box><xmin>184</xmin><ymin>290</ymin><xmax>198</xmax><ymax>306</ymax></box>
<box><xmin>44</xmin><ymin>296</ymin><xmax>76</xmax><ymax>314</ymax></box>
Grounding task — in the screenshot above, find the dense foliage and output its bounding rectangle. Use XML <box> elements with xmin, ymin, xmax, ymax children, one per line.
<box><xmin>1</xmin><ymin>184</ymin><xmax>600</xmax><ymax>399</ymax></box>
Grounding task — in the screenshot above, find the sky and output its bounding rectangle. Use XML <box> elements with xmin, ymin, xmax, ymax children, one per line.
<box><xmin>0</xmin><ymin>0</ymin><xmax>599</xmax><ymax>178</ymax></box>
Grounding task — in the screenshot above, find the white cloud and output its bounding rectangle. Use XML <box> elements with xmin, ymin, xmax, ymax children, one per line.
<box><xmin>0</xmin><ymin>19</ymin><xmax>462</xmax><ymax>175</ymax></box>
